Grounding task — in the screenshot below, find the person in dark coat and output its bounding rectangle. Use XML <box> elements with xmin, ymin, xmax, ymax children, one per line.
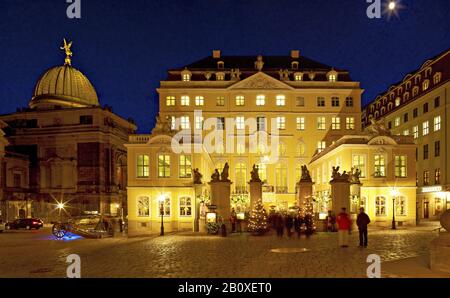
<box><xmin>356</xmin><ymin>207</ymin><xmax>371</xmax><ymax>247</ymax></box>
<box><xmin>285</xmin><ymin>214</ymin><xmax>294</xmax><ymax>238</ymax></box>
<box><xmin>294</xmin><ymin>214</ymin><xmax>302</xmax><ymax>238</ymax></box>
<box><xmin>275</xmin><ymin>214</ymin><xmax>284</xmax><ymax>238</ymax></box>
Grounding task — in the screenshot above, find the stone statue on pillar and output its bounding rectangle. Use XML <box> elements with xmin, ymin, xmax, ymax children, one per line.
<box><xmin>250</xmin><ymin>164</ymin><xmax>262</xmax><ymax>182</ymax></box>
<box><xmin>211</xmin><ymin>169</ymin><xmax>220</xmax><ymax>182</ymax></box>
<box><xmin>193</xmin><ymin>168</ymin><xmax>203</xmax><ymax>184</ymax></box>
<box><xmin>300</xmin><ymin>165</ymin><xmax>312</xmax><ymax>182</ymax></box>
<box><xmin>220</xmin><ymin>163</ymin><xmax>230</xmax><ymax>182</ymax></box>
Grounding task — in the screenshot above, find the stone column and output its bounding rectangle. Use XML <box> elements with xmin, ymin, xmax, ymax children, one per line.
<box><xmin>193</xmin><ymin>184</ymin><xmax>203</xmax><ymax>232</ymax></box>
<box><xmin>330</xmin><ymin>180</ymin><xmax>351</xmax><ymax>216</ymax></box>
<box><xmin>209</xmin><ymin>181</ymin><xmax>232</xmax><ymax>223</ymax></box>
<box><xmin>297</xmin><ymin>180</ymin><xmax>314</xmax><ymax>208</ymax></box>
<box><xmin>249</xmin><ymin>181</ymin><xmax>263</xmax><ymax>209</ymax></box>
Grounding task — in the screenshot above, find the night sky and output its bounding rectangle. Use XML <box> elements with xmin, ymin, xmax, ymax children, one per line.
<box><xmin>1</xmin><ymin>0</ymin><xmax>449</xmax><ymax>133</ymax></box>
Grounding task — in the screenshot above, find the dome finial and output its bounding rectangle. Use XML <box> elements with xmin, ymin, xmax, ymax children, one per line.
<box><xmin>60</xmin><ymin>38</ymin><xmax>73</xmax><ymax>66</ymax></box>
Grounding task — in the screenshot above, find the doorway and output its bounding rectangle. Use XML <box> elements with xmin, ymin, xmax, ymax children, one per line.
<box><xmin>423</xmin><ymin>201</ymin><xmax>429</xmax><ymax>219</ymax></box>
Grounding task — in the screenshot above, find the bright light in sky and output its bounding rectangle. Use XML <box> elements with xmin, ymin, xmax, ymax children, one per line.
<box><xmin>384</xmin><ymin>0</ymin><xmax>404</xmax><ymax>20</ymax></box>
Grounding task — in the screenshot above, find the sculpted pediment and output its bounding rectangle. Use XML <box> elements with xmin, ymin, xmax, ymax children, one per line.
<box><xmin>368</xmin><ymin>136</ymin><xmax>397</xmax><ymax>146</ymax></box>
<box><xmin>147</xmin><ymin>134</ymin><xmax>173</xmax><ymax>146</ymax></box>
<box><xmin>228</xmin><ymin>72</ymin><xmax>294</xmax><ymax>90</ymax></box>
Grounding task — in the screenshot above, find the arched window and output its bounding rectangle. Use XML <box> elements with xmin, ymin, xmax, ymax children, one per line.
<box><xmin>404</xmin><ymin>92</ymin><xmax>410</xmax><ymax>102</ymax></box>
<box><xmin>275</xmin><ymin>163</ymin><xmax>288</xmax><ymax>194</ymax></box>
<box><xmin>375</xmin><ymin>196</ymin><xmax>386</xmax><ymax>216</ymax></box>
<box><xmin>395</xmin><ymin>97</ymin><xmax>401</xmax><ymax>107</ymax></box>
<box><xmin>235</xmin><ymin>163</ymin><xmax>247</xmax><ymax>193</ymax></box>
<box><xmin>412</xmin><ymin>86</ymin><xmax>419</xmax><ymax>97</ymax></box>
<box><xmin>360</xmin><ymin>196</ymin><xmax>368</xmax><ymax>212</ymax></box>
<box><xmin>137</xmin><ymin>196</ymin><xmax>150</xmax><ymax>217</ymax></box>
<box><xmin>434</xmin><ymin>72</ymin><xmax>442</xmax><ymax>85</ymax></box>
<box><xmin>278</xmin><ymin>142</ymin><xmax>287</xmax><ymax>157</ymax></box>
<box><xmin>422</xmin><ymin>80</ymin><xmax>430</xmax><ymax>91</ymax></box>
<box><xmin>179</xmin><ymin>197</ymin><xmax>192</xmax><ymax>217</ymax></box>
<box><xmin>158</xmin><ymin>196</ymin><xmax>171</xmax><ymax>216</ymax></box>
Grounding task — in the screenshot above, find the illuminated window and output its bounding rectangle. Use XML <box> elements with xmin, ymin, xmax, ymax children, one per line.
<box><xmin>166</xmin><ymin>96</ymin><xmax>176</xmax><ymax>106</ymax></box>
<box><xmin>195</xmin><ymin>116</ymin><xmax>204</xmax><ymax>130</ymax></box>
<box><xmin>352</xmin><ymin>155</ymin><xmax>366</xmax><ymax>178</ymax></box>
<box><xmin>317</xmin><ymin>97</ymin><xmax>325</xmax><ymax>107</ymax></box>
<box><xmin>182</xmin><ymin>73</ymin><xmax>191</xmax><ymax>82</ymax></box>
<box><xmin>235</xmin><ymin>95</ymin><xmax>245</xmax><ymax>106</ymax></box>
<box><xmin>181</xmin><ymin>96</ymin><xmax>190</xmax><ymax>106</ymax></box>
<box><xmin>257</xmin><ymin>163</ymin><xmax>267</xmax><ymax>182</ymax></box>
<box><xmin>345</xmin><ymin>97</ymin><xmax>354</xmax><ymax>107</ymax></box>
<box><xmin>296</xmin><ymin>117</ymin><xmax>305</xmax><ymax>130</ymax></box>
<box><xmin>237</xmin><ymin>143</ymin><xmax>245</xmax><ymax>155</ymax></box>
<box><xmin>180</xmin><ymin>116</ymin><xmax>190</xmax><ymax>129</ymax></box>
<box><xmin>137</xmin><ymin>155</ymin><xmax>149</xmax><ymax>178</ymax></box>
<box><xmin>276</xmin><ymin>95</ymin><xmax>286</xmax><ymax>106</ymax></box>
<box><xmin>331</xmin><ymin>117</ymin><xmax>341</xmax><ymax>130</ymax></box>
<box><xmin>277</xmin><ymin>117</ymin><xmax>286</xmax><ymax>130</ymax></box>
<box><xmin>216</xmin><ymin>96</ymin><xmax>225</xmax><ymax>106</ymax></box>
<box><xmin>235</xmin><ymin>163</ymin><xmax>247</xmax><ymax>193</ymax></box>
<box><xmin>257</xmin><ymin>143</ymin><xmax>266</xmax><ymax>155</ymax></box>
<box><xmin>434</xmin><ymin>73</ymin><xmax>442</xmax><ymax>84</ymax></box>
<box><xmin>216</xmin><ymin>72</ymin><xmax>225</xmax><ymax>81</ymax></box>
<box><xmin>346</xmin><ymin>117</ymin><xmax>355</xmax><ymax>130</ymax></box>
<box><xmin>170</xmin><ymin>116</ymin><xmax>176</xmax><ymax>130</ymax></box>
<box><xmin>394</xmin><ymin>117</ymin><xmax>400</xmax><ymax>127</ymax></box>
<box><xmin>195</xmin><ymin>96</ymin><xmax>204</xmax><ymax>106</ymax></box>
<box><xmin>434</xmin><ymin>116</ymin><xmax>441</xmax><ymax>131</ymax></box>
<box><xmin>328</xmin><ymin>74</ymin><xmax>337</xmax><ymax>82</ymax></box>
<box><xmin>395</xmin><ymin>98</ymin><xmax>401</xmax><ymax>107</ymax></box>
<box><xmin>296</xmin><ymin>97</ymin><xmax>305</xmax><ymax>107</ymax></box>
<box><xmin>236</xmin><ymin>116</ymin><xmax>245</xmax><ymax>130</ymax></box>
<box><xmin>331</xmin><ymin>97</ymin><xmax>340</xmax><ymax>107</ymax></box>
<box><xmin>275</xmin><ymin>163</ymin><xmax>288</xmax><ymax>194</ymax></box>
<box><xmin>396</xmin><ymin>196</ymin><xmax>407</xmax><ymax>216</ymax></box>
<box><xmin>403</xmin><ymin>129</ymin><xmax>410</xmax><ymax>136</ymax></box>
<box><xmin>137</xmin><ymin>196</ymin><xmax>150</xmax><ymax>217</ymax></box>
<box><xmin>413</xmin><ymin>125</ymin><xmax>419</xmax><ymax>139</ymax></box>
<box><xmin>294</xmin><ymin>73</ymin><xmax>303</xmax><ymax>81</ymax></box>
<box><xmin>395</xmin><ymin>155</ymin><xmax>407</xmax><ymax>178</ymax></box>
<box><xmin>277</xmin><ymin>142</ymin><xmax>287</xmax><ymax>157</ymax></box>
<box><xmin>158</xmin><ymin>197</ymin><xmax>171</xmax><ymax>216</ymax></box>
<box><xmin>257</xmin><ymin>117</ymin><xmax>266</xmax><ymax>131</ymax></box>
<box><xmin>317</xmin><ymin>117</ymin><xmax>326</xmax><ymax>130</ymax></box>
<box><xmin>435</xmin><ymin>169</ymin><xmax>441</xmax><ymax>184</ymax></box>
<box><xmin>374</xmin><ymin>155</ymin><xmax>385</xmax><ymax>177</ymax></box>
<box><xmin>179</xmin><ymin>197</ymin><xmax>192</xmax><ymax>217</ymax></box>
<box><xmin>256</xmin><ymin>95</ymin><xmax>266</xmax><ymax>106</ymax></box>
<box><xmin>375</xmin><ymin>196</ymin><xmax>386</xmax><ymax>216</ymax></box>
<box><xmin>158</xmin><ymin>155</ymin><xmax>171</xmax><ymax>178</ymax></box>
<box><xmin>296</xmin><ymin>142</ymin><xmax>306</xmax><ymax>156</ymax></box>
<box><xmin>179</xmin><ymin>155</ymin><xmax>192</xmax><ymax>178</ymax></box>
<box><xmin>423</xmin><ymin>170</ymin><xmax>430</xmax><ymax>185</ymax></box>
<box><xmin>422</xmin><ymin>121</ymin><xmax>429</xmax><ymax>136</ymax></box>
<box><xmin>217</xmin><ymin>117</ymin><xmax>225</xmax><ymax>130</ymax></box>
<box><xmin>422</xmin><ymin>80</ymin><xmax>430</xmax><ymax>91</ymax></box>
<box><xmin>317</xmin><ymin>141</ymin><xmax>326</xmax><ymax>153</ymax></box>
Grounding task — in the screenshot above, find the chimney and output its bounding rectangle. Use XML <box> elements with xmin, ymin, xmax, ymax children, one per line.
<box><xmin>212</xmin><ymin>50</ymin><xmax>221</xmax><ymax>59</ymax></box>
<box><xmin>291</xmin><ymin>50</ymin><xmax>300</xmax><ymax>59</ymax></box>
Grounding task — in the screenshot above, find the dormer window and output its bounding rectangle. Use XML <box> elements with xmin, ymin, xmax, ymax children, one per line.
<box><xmin>327</xmin><ymin>70</ymin><xmax>338</xmax><ymax>82</ymax></box>
<box><xmin>294</xmin><ymin>72</ymin><xmax>303</xmax><ymax>81</ymax></box>
<box><xmin>216</xmin><ymin>72</ymin><xmax>225</xmax><ymax>81</ymax></box>
<box><xmin>181</xmin><ymin>68</ymin><xmax>192</xmax><ymax>82</ymax></box>
<box><xmin>412</xmin><ymin>86</ymin><xmax>419</xmax><ymax>97</ymax></box>
<box><xmin>395</xmin><ymin>97</ymin><xmax>401</xmax><ymax>107</ymax></box>
<box><xmin>434</xmin><ymin>72</ymin><xmax>442</xmax><ymax>84</ymax></box>
<box><xmin>422</xmin><ymin>80</ymin><xmax>430</xmax><ymax>91</ymax></box>
<box><xmin>217</xmin><ymin>61</ymin><xmax>225</xmax><ymax>70</ymax></box>
<box><xmin>291</xmin><ymin>61</ymin><xmax>299</xmax><ymax>70</ymax></box>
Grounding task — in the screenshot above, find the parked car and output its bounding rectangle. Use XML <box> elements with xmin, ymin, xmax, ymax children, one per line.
<box><xmin>6</xmin><ymin>218</ymin><xmax>44</xmax><ymax>230</ymax></box>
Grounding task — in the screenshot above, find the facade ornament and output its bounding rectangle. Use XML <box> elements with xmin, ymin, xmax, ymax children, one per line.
<box><xmin>349</xmin><ymin>167</ymin><xmax>362</xmax><ymax>184</ymax></box>
<box><xmin>60</xmin><ymin>38</ymin><xmax>73</xmax><ymax>66</ymax></box>
<box><xmin>308</xmin><ymin>71</ymin><xmax>315</xmax><ymax>81</ymax></box>
<box><xmin>250</xmin><ymin>164</ymin><xmax>261</xmax><ymax>182</ymax></box>
<box><xmin>278</xmin><ymin>69</ymin><xmax>290</xmax><ymax>81</ymax></box>
<box><xmin>151</xmin><ymin>114</ymin><xmax>172</xmax><ymax>135</ymax></box>
<box><xmin>211</xmin><ymin>169</ymin><xmax>220</xmax><ymax>182</ymax></box>
<box><xmin>220</xmin><ymin>162</ymin><xmax>230</xmax><ymax>182</ymax></box>
<box><xmin>193</xmin><ymin>168</ymin><xmax>203</xmax><ymax>184</ymax></box>
<box><xmin>204</xmin><ymin>72</ymin><xmax>212</xmax><ymax>81</ymax></box>
<box><xmin>331</xmin><ymin>166</ymin><xmax>351</xmax><ymax>183</ymax></box>
<box><xmin>230</xmin><ymin>69</ymin><xmax>241</xmax><ymax>80</ymax></box>
<box><xmin>254</xmin><ymin>55</ymin><xmax>264</xmax><ymax>71</ymax></box>
<box><xmin>366</xmin><ymin>119</ymin><xmax>392</xmax><ymax>136</ymax></box>
<box><xmin>300</xmin><ymin>165</ymin><xmax>312</xmax><ymax>182</ymax></box>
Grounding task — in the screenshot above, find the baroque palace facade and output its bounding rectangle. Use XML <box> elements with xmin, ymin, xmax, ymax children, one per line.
<box><xmin>0</xmin><ymin>41</ymin><xmax>137</xmax><ymax>223</ymax></box>
<box><xmin>127</xmin><ymin>50</ymin><xmax>416</xmax><ymax>235</ymax></box>
<box><xmin>362</xmin><ymin>48</ymin><xmax>450</xmax><ymax>221</ymax></box>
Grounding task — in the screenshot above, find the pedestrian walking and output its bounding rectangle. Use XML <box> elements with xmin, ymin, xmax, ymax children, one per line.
<box><xmin>325</xmin><ymin>210</ymin><xmax>336</xmax><ymax>232</ymax></box>
<box><xmin>336</xmin><ymin>207</ymin><xmax>351</xmax><ymax>247</ymax></box>
<box><xmin>356</xmin><ymin>207</ymin><xmax>371</xmax><ymax>247</ymax></box>
<box><xmin>294</xmin><ymin>214</ymin><xmax>302</xmax><ymax>238</ymax></box>
<box><xmin>275</xmin><ymin>214</ymin><xmax>284</xmax><ymax>238</ymax></box>
<box><xmin>230</xmin><ymin>208</ymin><xmax>237</xmax><ymax>233</ymax></box>
<box><xmin>285</xmin><ymin>214</ymin><xmax>294</xmax><ymax>238</ymax></box>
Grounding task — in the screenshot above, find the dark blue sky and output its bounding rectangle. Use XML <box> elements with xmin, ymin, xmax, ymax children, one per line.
<box><xmin>1</xmin><ymin>0</ymin><xmax>449</xmax><ymax>132</ymax></box>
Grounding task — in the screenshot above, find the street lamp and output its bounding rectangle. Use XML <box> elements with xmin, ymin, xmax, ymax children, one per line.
<box><xmin>56</xmin><ymin>202</ymin><xmax>65</xmax><ymax>223</ymax></box>
<box><xmin>391</xmin><ymin>188</ymin><xmax>399</xmax><ymax>230</ymax></box>
<box><xmin>158</xmin><ymin>195</ymin><xmax>165</xmax><ymax>236</ymax></box>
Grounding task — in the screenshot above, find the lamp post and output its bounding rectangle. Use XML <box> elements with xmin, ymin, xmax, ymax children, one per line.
<box><xmin>391</xmin><ymin>188</ymin><xmax>399</xmax><ymax>230</ymax></box>
<box><xmin>158</xmin><ymin>196</ymin><xmax>165</xmax><ymax>236</ymax></box>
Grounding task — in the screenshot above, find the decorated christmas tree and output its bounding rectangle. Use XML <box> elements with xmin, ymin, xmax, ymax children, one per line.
<box><xmin>247</xmin><ymin>199</ymin><xmax>269</xmax><ymax>235</ymax></box>
<box><xmin>301</xmin><ymin>199</ymin><xmax>316</xmax><ymax>236</ymax></box>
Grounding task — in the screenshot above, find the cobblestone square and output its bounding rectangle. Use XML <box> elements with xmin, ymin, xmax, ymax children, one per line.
<box><xmin>0</xmin><ymin>226</ymin><xmax>442</xmax><ymax>278</ymax></box>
